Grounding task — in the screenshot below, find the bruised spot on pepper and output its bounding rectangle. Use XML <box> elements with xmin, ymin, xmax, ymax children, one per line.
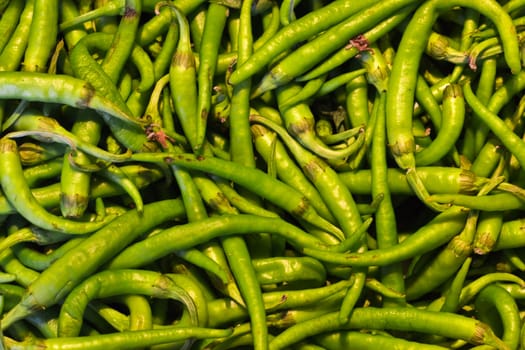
<box><xmin>291</xmin><ymin>197</ymin><xmax>310</xmax><ymax>218</ymax></box>
<box><xmin>302</xmin><ymin>159</ymin><xmax>326</xmax><ymax>182</ymax></box>
<box><xmin>468</xmin><ymin>55</ymin><xmax>478</xmax><ymax>71</ymax></box>
<box><xmin>164</xmin><ymin>157</ymin><xmax>174</xmax><ymax>164</ymax></box>
<box><xmin>0</xmin><ymin>138</ymin><xmax>17</xmax><ymax>153</ymax></box>
<box><xmin>288</xmin><ymin>119</ymin><xmax>313</xmax><ymax>138</ymax></box>
<box><xmin>60</xmin><ymin>193</ymin><xmax>89</xmax><ymax>218</ymax></box>
<box><xmin>123</xmin><ymin>6</ymin><xmax>137</xmax><ymax>18</ymax></box>
<box><xmin>473</xmin><ymin>232</ymin><xmax>496</xmax><ymax>255</ymax></box>
<box><xmin>470</xmin><ymin>322</ymin><xmax>491</xmax><ymax>346</ymax></box>
<box><xmin>207</xmin><ymin>192</ymin><xmax>232</xmax><ymax>212</ymax></box>
<box><xmin>173</xmin><ymin>52</ymin><xmax>196</xmax><ymax>69</ymax></box>
<box><xmin>346</xmin><ymin>34</ymin><xmax>372</xmax><ymax>53</ymax></box>
<box><xmin>77</xmin><ymin>83</ymin><xmax>95</xmax><ymax>108</ymax></box>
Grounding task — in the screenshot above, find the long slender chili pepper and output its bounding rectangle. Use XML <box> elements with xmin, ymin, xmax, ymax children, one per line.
<box><xmin>22</xmin><ymin>0</ymin><xmax>59</xmax><ymax>73</ymax></box>
<box><xmin>228</xmin><ymin>0</ymin><xmax>380</xmax><ymax>84</ymax></box>
<box><xmin>0</xmin><ymin>138</ymin><xmax>117</xmax><ymax>234</ymax></box>
<box><xmin>195</xmin><ymin>3</ymin><xmax>229</xmax><ymax>152</ymax></box>
<box><xmin>0</xmin><ymin>0</ymin><xmax>34</xmax><ymax>72</ymax></box>
<box><xmin>0</xmin><ymin>72</ymin><xmax>143</xmax><ymax>127</ymax></box>
<box><xmin>57</xmin><ymin>269</ymin><xmax>197</xmax><ymax>337</ymax></box>
<box><xmin>1</xmin><ymin>199</ymin><xmax>186</xmax><ymax>329</ymax></box>
<box><xmin>3</xmin><ymin>327</ymin><xmax>232</xmax><ymax>350</ymax></box>
<box><xmin>269</xmin><ymin>307</ymin><xmax>506</xmax><ymax>350</ymax></box>
<box><xmin>0</xmin><ymin>0</ymin><xmax>25</xmax><ymax>54</ymax></box>
<box><xmin>386</xmin><ymin>0</ymin><xmax>520</xmax><ymax>211</ymax></box>
<box><xmin>106</xmin><ymin>214</ymin><xmax>332</xmax><ymax>270</ymax></box>
<box><xmin>130</xmin><ymin>152</ymin><xmax>344</xmax><ymax>240</ymax></box>
<box><xmin>303</xmin><ymin>205</ymin><xmax>468</xmax><ymax>267</ymax></box>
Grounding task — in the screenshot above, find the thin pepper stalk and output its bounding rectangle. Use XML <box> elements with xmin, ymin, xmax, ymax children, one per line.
<box><xmin>59</xmin><ymin>0</ymin><xmax>125</xmax><ymax>32</ymax></box>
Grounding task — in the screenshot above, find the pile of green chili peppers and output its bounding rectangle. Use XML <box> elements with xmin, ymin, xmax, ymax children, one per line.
<box><xmin>3</xmin><ymin>0</ymin><xmax>525</xmax><ymax>349</ymax></box>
